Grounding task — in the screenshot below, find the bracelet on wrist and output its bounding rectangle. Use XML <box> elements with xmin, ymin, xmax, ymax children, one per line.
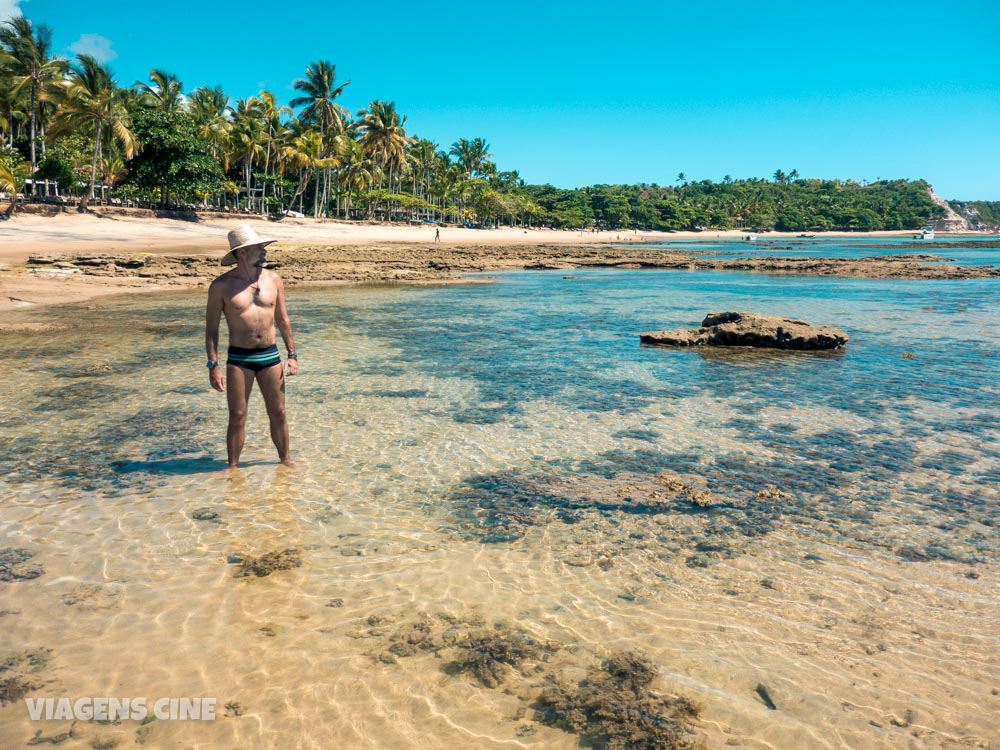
<box><xmin>287</xmin><ymin>353</ymin><xmax>297</xmax><ymax>360</ymax></box>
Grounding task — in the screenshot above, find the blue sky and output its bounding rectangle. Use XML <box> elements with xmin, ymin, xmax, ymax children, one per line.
<box><xmin>9</xmin><ymin>0</ymin><xmax>1000</xmax><ymax>198</ymax></box>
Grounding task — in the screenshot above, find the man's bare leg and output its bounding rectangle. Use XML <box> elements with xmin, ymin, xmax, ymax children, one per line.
<box><xmin>226</xmin><ymin>364</ymin><xmax>255</xmax><ymax>468</ymax></box>
<box><xmin>256</xmin><ymin>363</ymin><xmax>292</xmax><ymax>465</ymax></box>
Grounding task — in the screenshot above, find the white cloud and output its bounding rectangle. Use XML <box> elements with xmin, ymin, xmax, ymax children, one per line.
<box><xmin>0</xmin><ymin>0</ymin><xmax>23</xmax><ymax>21</ymax></box>
<box><xmin>68</xmin><ymin>33</ymin><xmax>117</xmax><ymax>63</ymax></box>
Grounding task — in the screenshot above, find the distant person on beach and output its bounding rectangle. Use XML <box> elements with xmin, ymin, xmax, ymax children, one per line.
<box><xmin>205</xmin><ymin>225</ymin><xmax>298</xmax><ymax>469</ymax></box>
<box><xmin>434</xmin><ymin>227</ymin><xmax>440</xmax><ymax>242</ymax></box>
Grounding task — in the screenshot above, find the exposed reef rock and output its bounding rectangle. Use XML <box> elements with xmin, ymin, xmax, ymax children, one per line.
<box><xmin>22</xmin><ymin>244</ymin><xmax>999</xmax><ymax>291</ymax></box>
<box><xmin>640</xmin><ymin>312</ymin><xmax>848</xmax><ymax>351</ymax></box>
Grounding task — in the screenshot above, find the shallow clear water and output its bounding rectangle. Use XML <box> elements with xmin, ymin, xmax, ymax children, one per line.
<box><xmin>1</xmin><ymin>265</ymin><xmax>998</xmax><ymax>749</ymax></box>
<box><xmin>624</xmin><ymin>235</ymin><xmax>1000</xmax><ymax>265</ymax></box>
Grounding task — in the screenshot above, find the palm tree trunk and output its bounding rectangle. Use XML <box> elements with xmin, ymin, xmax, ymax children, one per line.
<box><xmin>374</xmin><ymin>166</ymin><xmax>384</xmax><ymax>219</ymax></box>
<box><xmin>313</xmin><ymin>169</ymin><xmax>319</xmax><ymax>217</ymax></box>
<box><xmin>28</xmin><ymin>85</ymin><xmax>37</xmax><ymax>197</ymax></box>
<box><xmin>386</xmin><ymin>165</ymin><xmax>394</xmax><ymax>221</ymax></box>
<box><xmin>322</xmin><ymin>167</ymin><xmax>330</xmax><ymax>218</ymax></box>
<box><xmin>88</xmin><ymin>126</ymin><xmax>100</xmax><ymax>200</ymax></box>
<box><xmin>264</xmin><ymin>128</ymin><xmax>272</xmax><ymax>207</ymax></box>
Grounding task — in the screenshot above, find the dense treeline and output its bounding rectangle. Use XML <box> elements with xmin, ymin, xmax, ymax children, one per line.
<box><xmin>524</xmin><ymin>178</ymin><xmax>942</xmax><ymax>231</ymax></box>
<box><xmin>1</xmin><ymin>15</ymin><xmax>943</xmax><ymax>229</ymax></box>
<box><xmin>948</xmin><ymin>201</ymin><xmax>1000</xmax><ymax>230</ymax></box>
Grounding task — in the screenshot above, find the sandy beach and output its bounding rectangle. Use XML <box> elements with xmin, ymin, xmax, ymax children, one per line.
<box><xmin>1</xmin><ymin>212</ymin><xmax>991</xmax><ymax>314</ymax></box>
<box><xmin>0</xmin><ymin>210</ymin><xmax>931</xmax><ymax>264</ymax></box>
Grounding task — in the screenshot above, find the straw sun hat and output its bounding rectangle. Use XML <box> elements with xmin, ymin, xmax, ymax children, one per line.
<box><xmin>221</xmin><ymin>224</ymin><xmax>276</xmax><ymax>266</ymax></box>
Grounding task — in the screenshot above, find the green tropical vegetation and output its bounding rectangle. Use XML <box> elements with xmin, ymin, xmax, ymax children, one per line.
<box><xmin>948</xmin><ymin>201</ymin><xmax>1000</xmax><ymax>230</ymax></box>
<box><xmin>0</xmin><ymin>14</ymin><xmax>951</xmax><ymax>229</ymax></box>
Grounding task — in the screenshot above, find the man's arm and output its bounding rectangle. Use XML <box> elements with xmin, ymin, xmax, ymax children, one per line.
<box><xmin>205</xmin><ymin>280</ymin><xmax>225</xmax><ymax>392</ymax></box>
<box><xmin>273</xmin><ymin>273</ymin><xmax>298</xmax><ymax>375</ymax></box>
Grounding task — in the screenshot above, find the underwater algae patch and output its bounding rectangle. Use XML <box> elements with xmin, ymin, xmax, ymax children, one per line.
<box><xmin>358</xmin><ymin>611</ymin><xmax>704</xmax><ymax>749</ymax></box>
<box><xmin>536</xmin><ymin>651</ymin><xmax>703</xmax><ymax>750</ymax></box>
<box><xmin>361</xmin><ymin>611</ymin><xmax>560</xmax><ymax>686</ymax></box>
<box><xmin>228</xmin><ymin>548</ymin><xmax>302</xmax><ymax>578</ymax></box>
<box><xmin>443</xmin><ymin>467</ymin><xmax>785</xmax><ymax>567</ymax></box>
<box><xmin>2</xmin><ymin>400</ymin><xmax>214</xmax><ymax>493</ymax></box>
<box><xmin>445</xmin><ymin>629</ymin><xmax>557</xmax><ymax>688</ymax></box>
<box><xmin>0</xmin><ymin>648</ymin><xmax>51</xmax><ymax>707</ymax></box>
<box><xmin>440</xmin><ymin>439</ymin><xmax>996</xmax><ymax>565</ymax></box>
<box><xmin>0</xmin><ymin>547</ymin><xmax>45</xmax><ymax>582</ymax></box>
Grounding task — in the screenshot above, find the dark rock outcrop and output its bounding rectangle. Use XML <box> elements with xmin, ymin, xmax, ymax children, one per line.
<box><xmin>640</xmin><ymin>312</ymin><xmax>848</xmax><ymax>351</ymax></box>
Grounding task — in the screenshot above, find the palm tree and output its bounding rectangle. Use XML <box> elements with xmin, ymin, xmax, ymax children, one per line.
<box><xmin>356</xmin><ymin>100</ymin><xmax>413</xmax><ymax>218</ymax></box>
<box><xmin>252</xmin><ymin>90</ymin><xmax>291</xmax><ymax>205</ymax></box>
<box><xmin>134</xmin><ymin>69</ymin><xmax>184</xmax><ymax>111</ymax></box>
<box><xmin>290</xmin><ymin>63</ymin><xmax>350</xmax><ymax>218</ymax></box>
<box><xmin>290</xmin><ymin>61</ymin><xmax>349</xmax><ymax>138</ymax></box>
<box><xmin>408</xmin><ymin>138</ymin><xmax>437</xmax><ymax>217</ymax></box>
<box><xmin>189</xmin><ymin>85</ymin><xmax>232</xmax><ymax>168</ymax></box>
<box><xmin>101</xmin><ymin>155</ymin><xmax>127</xmax><ymax>199</ymax></box>
<box><xmin>0</xmin><ymin>49</ymin><xmax>15</xmax><ymax>143</ymax></box>
<box><xmin>0</xmin><ymin>16</ymin><xmax>67</xmax><ymax>183</ymax></box>
<box><xmin>449</xmin><ymin>137</ymin><xmax>491</xmax><ymax>177</ymax></box>
<box><xmin>0</xmin><ymin>73</ymin><xmax>27</xmax><ymax>148</ymax></box>
<box><xmin>0</xmin><ymin>157</ymin><xmax>30</xmax><ymax>217</ymax></box>
<box><xmin>280</xmin><ymin>128</ymin><xmax>335</xmax><ymax>217</ymax></box>
<box><xmin>334</xmin><ymin>138</ymin><xmax>372</xmax><ymax>219</ymax></box>
<box><xmin>48</xmin><ymin>55</ymin><xmax>137</xmax><ymax>209</ymax></box>
<box><xmin>427</xmin><ymin>151</ymin><xmax>458</xmax><ymax>221</ymax></box>
<box><xmin>230</xmin><ymin>98</ymin><xmax>266</xmax><ymax>212</ymax></box>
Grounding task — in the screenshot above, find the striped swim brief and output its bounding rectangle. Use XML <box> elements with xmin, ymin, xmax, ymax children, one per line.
<box><xmin>227</xmin><ymin>344</ymin><xmax>282</xmax><ymax>372</ymax></box>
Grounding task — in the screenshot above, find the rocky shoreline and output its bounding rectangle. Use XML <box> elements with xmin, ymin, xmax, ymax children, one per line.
<box><xmin>19</xmin><ymin>243</ymin><xmax>1000</xmax><ymax>290</ymax></box>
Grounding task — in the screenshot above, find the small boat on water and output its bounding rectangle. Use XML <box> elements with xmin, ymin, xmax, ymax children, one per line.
<box><xmin>913</xmin><ymin>228</ymin><xmax>935</xmax><ymax>240</ymax></box>
<box><xmin>743</xmin><ymin>233</ymin><xmax>758</xmax><ymax>241</ymax></box>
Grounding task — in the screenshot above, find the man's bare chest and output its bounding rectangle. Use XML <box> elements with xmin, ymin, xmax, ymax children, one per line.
<box><xmin>224</xmin><ymin>281</ymin><xmax>277</xmax><ymax>313</ymax></box>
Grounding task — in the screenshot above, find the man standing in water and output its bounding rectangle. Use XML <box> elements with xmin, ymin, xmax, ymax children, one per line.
<box><xmin>205</xmin><ymin>225</ymin><xmax>298</xmax><ymax>468</ymax></box>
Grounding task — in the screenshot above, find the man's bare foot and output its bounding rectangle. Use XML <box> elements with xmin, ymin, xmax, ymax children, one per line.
<box><xmin>278</xmin><ymin>457</ymin><xmax>299</xmax><ymax>468</ymax></box>
<box><xmin>217</xmin><ymin>464</ymin><xmax>241</xmax><ymax>477</ymax></box>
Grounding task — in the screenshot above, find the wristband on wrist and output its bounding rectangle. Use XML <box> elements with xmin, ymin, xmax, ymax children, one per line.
<box><xmin>287</xmin><ymin>353</ymin><xmax>297</xmax><ymax>360</ymax></box>
<box><xmin>207</xmin><ymin>360</ymin><xmax>218</xmax><ymax>369</ymax></box>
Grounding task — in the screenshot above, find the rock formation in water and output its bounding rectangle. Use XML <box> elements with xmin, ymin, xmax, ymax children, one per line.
<box><xmin>640</xmin><ymin>312</ymin><xmax>848</xmax><ymax>351</ymax></box>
